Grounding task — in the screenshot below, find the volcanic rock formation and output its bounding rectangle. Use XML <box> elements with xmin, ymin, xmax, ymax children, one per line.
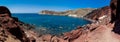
<box><xmin>0</xmin><ymin>6</ymin><xmax>36</xmax><ymax>42</ymax></box>
<box><xmin>0</xmin><ymin>0</ymin><xmax>119</xmax><ymax>42</ymax></box>
<box><xmin>36</xmin><ymin>0</ymin><xmax>119</xmax><ymax>42</ymax></box>
<box><xmin>84</xmin><ymin>6</ymin><xmax>111</xmax><ymax>24</ymax></box>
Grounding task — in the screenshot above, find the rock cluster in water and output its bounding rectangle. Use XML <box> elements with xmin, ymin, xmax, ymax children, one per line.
<box><xmin>0</xmin><ymin>0</ymin><xmax>119</xmax><ymax>42</ymax></box>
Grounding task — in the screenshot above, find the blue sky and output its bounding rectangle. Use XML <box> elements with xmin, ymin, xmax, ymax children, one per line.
<box><xmin>0</xmin><ymin>0</ymin><xmax>111</xmax><ymax>13</ymax></box>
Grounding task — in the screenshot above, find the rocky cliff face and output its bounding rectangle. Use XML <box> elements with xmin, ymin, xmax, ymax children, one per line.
<box><xmin>84</xmin><ymin>6</ymin><xmax>111</xmax><ymax>24</ymax></box>
<box><xmin>0</xmin><ymin>0</ymin><xmax>119</xmax><ymax>42</ymax></box>
<box><xmin>111</xmin><ymin>0</ymin><xmax>119</xmax><ymax>34</ymax></box>
<box><xmin>0</xmin><ymin>6</ymin><xmax>36</xmax><ymax>42</ymax></box>
<box><xmin>110</xmin><ymin>0</ymin><xmax>117</xmax><ymax>23</ymax></box>
<box><xmin>36</xmin><ymin>0</ymin><xmax>119</xmax><ymax>42</ymax></box>
<box><xmin>85</xmin><ymin>6</ymin><xmax>111</xmax><ymax>20</ymax></box>
<box><xmin>41</xmin><ymin>8</ymin><xmax>95</xmax><ymax>17</ymax></box>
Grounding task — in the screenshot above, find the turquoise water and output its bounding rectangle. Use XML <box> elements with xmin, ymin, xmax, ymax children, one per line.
<box><xmin>12</xmin><ymin>13</ymin><xmax>91</xmax><ymax>35</ymax></box>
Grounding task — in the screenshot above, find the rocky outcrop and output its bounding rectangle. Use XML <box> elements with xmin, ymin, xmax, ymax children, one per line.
<box><xmin>84</xmin><ymin>6</ymin><xmax>111</xmax><ymax>25</ymax></box>
<box><xmin>85</xmin><ymin>6</ymin><xmax>110</xmax><ymax>20</ymax></box>
<box><xmin>0</xmin><ymin>6</ymin><xmax>35</xmax><ymax>42</ymax></box>
<box><xmin>111</xmin><ymin>0</ymin><xmax>119</xmax><ymax>34</ymax></box>
<box><xmin>40</xmin><ymin>8</ymin><xmax>95</xmax><ymax>17</ymax></box>
<box><xmin>0</xmin><ymin>6</ymin><xmax>11</xmax><ymax>17</ymax></box>
<box><xmin>34</xmin><ymin>0</ymin><xmax>119</xmax><ymax>42</ymax></box>
<box><xmin>110</xmin><ymin>0</ymin><xmax>117</xmax><ymax>23</ymax></box>
<box><xmin>84</xmin><ymin>6</ymin><xmax>111</xmax><ymax>24</ymax></box>
<box><xmin>0</xmin><ymin>0</ymin><xmax>119</xmax><ymax>42</ymax></box>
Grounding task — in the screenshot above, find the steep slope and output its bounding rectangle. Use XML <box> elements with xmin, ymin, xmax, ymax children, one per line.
<box><xmin>0</xmin><ymin>6</ymin><xmax>36</xmax><ymax>42</ymax></box>
<box><xmin>84</xmin><ymin>6</ymin><xmax>111</xmax><ymax>24</ymax></box>
<box><xmin>85</xmin><ymin>6</ymin><xmax>111</xmax><ymax>20</ymax></box>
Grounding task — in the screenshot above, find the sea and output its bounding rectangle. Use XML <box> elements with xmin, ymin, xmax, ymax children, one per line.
<box><xmin>12</xmin><ymin>13</ymin><xmax>91</xmax><ymax>35</ymax></box>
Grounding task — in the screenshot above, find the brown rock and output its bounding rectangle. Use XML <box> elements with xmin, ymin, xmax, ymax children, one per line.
<box><xmin>0</xmin><ymin>0</ymin><xmax>119</xmax><ymax>42</ymax></box>
<box><xmin>85</xmin><ymin>6</ymin><xmax>111</xmax><ymax>20</ymax></box>
<box><xmin>0</xmin><ymin>6</ymin><xmax>11</xmax><ymax>17</ymax></box>
<box><xmin>41</xmin><ymin>34</ymin><xmax>52</xmax><ymax>42</ymax></box>
<box><xmin>110</xmin><ymin>0</ymin><xmax>117</xmax><ymax>23</ymax></box>
<box><xmin>0</xmin><ymin>6</ymin><xmax>31</xmax><ymax>42</ymax></box>
<box><xmin>111</xmin><ymin>0</ymin><xmax>120</xmax><ymax>34</ymax></box>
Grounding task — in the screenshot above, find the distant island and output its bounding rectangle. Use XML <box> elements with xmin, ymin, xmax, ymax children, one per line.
<box><xmin>40</xmin><ymin>8</ymin><xmax>96</xmax><ymax>17</ymax></box>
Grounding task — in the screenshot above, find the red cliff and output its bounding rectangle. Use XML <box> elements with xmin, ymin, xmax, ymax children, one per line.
<box><xmin>0</xmin><ymin>0</ymin><xmax>119</xmax><ymax>42</ymax></box>
<box><xmin>0</xmin><ymin>6</ymin><xmax>35</xmax><ymax>42</ymax></box>
<box><xmin>35</xmin><ymin>0</ymin><xmax>119</xmax><ymax>42</ymax></box>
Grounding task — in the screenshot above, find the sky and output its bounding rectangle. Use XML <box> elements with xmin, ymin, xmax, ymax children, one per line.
<box><xmin>0</xmin><ymin>0</ymin><xmax>111</xmax><ymax>13</ymax></box>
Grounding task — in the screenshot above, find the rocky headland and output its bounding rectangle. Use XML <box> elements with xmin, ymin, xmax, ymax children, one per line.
<box><xmin>0</xmin><ymin>6</ymin><xmax>36</xmax><ymax>42</ymax></box>
<box><xmin>40</xmin><ymin>8</ymin><xmax>95</xmax><ymax>17</ymax></box>
<box><xmin>0</xmin><ymin>0</ymin><xmax>119</xmax><ymax>42</ymax></box>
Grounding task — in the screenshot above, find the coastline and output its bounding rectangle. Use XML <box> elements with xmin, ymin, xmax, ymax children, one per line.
<box><xmin>39</xmin><ymin>13</ymin><xmax>95</xmax><ymax>23</ymax></box>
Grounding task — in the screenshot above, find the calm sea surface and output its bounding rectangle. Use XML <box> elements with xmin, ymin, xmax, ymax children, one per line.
<box><xmin>12</xmin><ymin>13</ymin><xmax>91</xmax><ymax>35</ymax></box>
